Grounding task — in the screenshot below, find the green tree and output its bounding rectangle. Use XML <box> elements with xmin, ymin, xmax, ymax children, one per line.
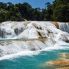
<box><xmin>52</xmin><ymin>0</ymin><xmax>69</xmax><ymax>22</ymax></box>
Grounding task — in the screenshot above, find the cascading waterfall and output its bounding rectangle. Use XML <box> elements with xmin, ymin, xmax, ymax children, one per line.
<box><xmin>0</xmin><ymin>21</ymin><xmax>69</xmax><ymax>60</ymax></box>
<box><xmin>59</xmin><ymin>23</ymin><xmax>69</xmax><ymax>33</ymax></box>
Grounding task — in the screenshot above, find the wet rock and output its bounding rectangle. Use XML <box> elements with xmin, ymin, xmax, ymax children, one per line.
<box><xmin>0</xmin><ymin>29</ymin><xmax>5</xmax><ymax>38</ymax></box>
<box><xmin>52</xmin><ymin>22</ymin><xmax>59</xmax><ymax>29</ymax></box>
<box><xmin>14</xmin><ymin>28</ymin><xmax>23</xmax><ymax>35</ymax></box>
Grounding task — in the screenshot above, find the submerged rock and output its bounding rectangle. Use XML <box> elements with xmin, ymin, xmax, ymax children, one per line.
<box><xmin>59</xmin><ymin>53</ymin><xmax>69</xmax><ymax>59</ymax></box>
<box><xmin>47</xmin><ymin>60</ymin><xmax>69</xmax><ymax>69</ymax></box>
<box><xmin>41</xmin><ymin>53</ymin><xmax>69</xmax><ymax>69</ymax></box>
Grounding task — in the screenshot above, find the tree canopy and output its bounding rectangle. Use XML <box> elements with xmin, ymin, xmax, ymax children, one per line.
<box><xmin>0</xmin><ymin>0</ymin><xmax>69</xmax><ymax>22</ymax></box>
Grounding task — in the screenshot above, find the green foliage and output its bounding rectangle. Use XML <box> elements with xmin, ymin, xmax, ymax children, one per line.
<box><xmin>0</xmin><ymin>0</ymin><xmax>69</xmax><ymax>22</ymax></box>
<box><xmin>52</xmin><ymin>0</ymin><xmax>69</xmax><ymax>22</ymax></box>
<box><xmin>53</xmin><ymin>5</ymin><xmax>69</xmax><ymax>22</ymax></box>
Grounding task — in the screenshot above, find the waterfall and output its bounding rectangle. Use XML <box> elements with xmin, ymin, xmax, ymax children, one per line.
<box><xmin>0</xmin><ymin>21</ymin><xmax>69</xmax><ymax>59</ymax></box>
<box><xmin>59</xmin><ymin>23</ymin><xmax>69</xmax><ymax>33</ymax></box>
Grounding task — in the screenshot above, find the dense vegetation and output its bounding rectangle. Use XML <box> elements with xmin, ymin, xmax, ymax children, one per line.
<box><xmin>0</xmin><ymin>0</ymin><xmax>69</xmax><ymax>22</ymax></box>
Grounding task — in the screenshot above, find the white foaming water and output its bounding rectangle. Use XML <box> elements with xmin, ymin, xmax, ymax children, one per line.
<box><xmin>0</xmin><ymin>44</ymin><xmax>69</xmax><ymax>61</ymax></box>
<box><xmin>59</xmin><ymin>22</ymin><xmax>69</xmax><ymax>33</ymax></box>
<box><xmin>0</xmin><ymin>51</ymin><xmax>40</xmax><ymax>61</ymax></box>
<box><xmin>0</xmin><ymin>21</ymin><xmax>69</xmax><ymax>60</ymax></box>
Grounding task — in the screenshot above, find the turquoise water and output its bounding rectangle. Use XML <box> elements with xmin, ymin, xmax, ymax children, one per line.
<box><xmin>0</xmin><ymin>50</ymin><xmax>69</xmax><ymax>69</ymax></box>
